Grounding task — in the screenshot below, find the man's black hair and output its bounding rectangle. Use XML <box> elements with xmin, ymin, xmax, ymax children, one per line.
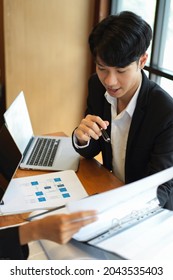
<box><xmin>89</xmin><ymin>11</ymin><xmax>152</xmax><ymax>67</ymax></box>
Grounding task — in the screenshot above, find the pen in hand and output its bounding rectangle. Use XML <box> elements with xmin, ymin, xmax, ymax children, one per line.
<box><xmin>101</xmin><ymin>128</ymin><xmax>111</xmax><ymax>143</ymax></box>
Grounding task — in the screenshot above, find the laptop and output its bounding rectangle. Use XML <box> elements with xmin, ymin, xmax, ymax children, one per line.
<box><xmin>0</xmin><ymin>123</ymin><xmax>22</xmax><ymax>203</ymax></box>
<box><xmin>4</xmin><ymin>91</ymin><xmax>80</xmax><ymax>171</ymax></box>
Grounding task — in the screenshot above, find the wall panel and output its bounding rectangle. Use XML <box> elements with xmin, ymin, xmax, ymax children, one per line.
<box><xmin>4</xmin><ymin>0</ymin><xmax>95</xmax><ymax>135</ymax></box>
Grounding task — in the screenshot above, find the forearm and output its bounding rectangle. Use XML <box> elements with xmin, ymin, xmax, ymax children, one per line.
<box><xmin>19</xmin><ymin>220</ymin><xmax>42</xmax><ymax>245</ymax></box>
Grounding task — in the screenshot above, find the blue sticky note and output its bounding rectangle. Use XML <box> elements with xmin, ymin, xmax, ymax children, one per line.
<box><xmin>59</xmin><ymin>188</ymin><xmax>67</xmax><ymax>192</ymax></box>
<box><xmin>31</xmin><ymin>181</ymin><xmax>39</xmax><ymax>186</ymax></box>
<box><xmin>54</xmin><ymin>178</ymin><xmax>61</xmax><ymax>182</ymax></box>
<box><xmin>38</xmin><ymin>197</ymin><xmax>46</xmax><ymax>202</ymax></box>
<box><xmin>62</xmin><ymin>193</ymin><xmax>70</xmax><ymax>198</ymax></box>
<box><xmin>35</xmin><ymin>191</ymin><xmax>43</xmax><ymax>196</ymax></box>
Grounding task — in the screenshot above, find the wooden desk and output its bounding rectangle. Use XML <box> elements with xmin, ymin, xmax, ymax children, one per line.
<box><xmin>0</xmin><ymin>133</ymin><xmax>123</xmax><ymax>227</ymax></box>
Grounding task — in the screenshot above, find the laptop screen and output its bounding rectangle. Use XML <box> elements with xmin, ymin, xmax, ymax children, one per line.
<box><xmin>0</xmin><ymin>124</ymin><xmax>22</xmax><ymax>201</ymax></box>
<box><xmin>3</xmin><ymin>91</ymin><xmax>34</xmax><ymax>154</ymax></box>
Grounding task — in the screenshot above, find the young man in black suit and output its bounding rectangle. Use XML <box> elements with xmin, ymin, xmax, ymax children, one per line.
<box><xmin>73</xmin><ymin>11</ymin><xmax>173</xmax><ymax>209</ymax></box>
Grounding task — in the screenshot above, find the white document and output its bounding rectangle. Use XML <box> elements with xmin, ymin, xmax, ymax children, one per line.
<box><xmin>67</xmin><ymin>167</ymin><xmax>173</xmax><ymax>244</ymax></box>
<box><xmin>94</xmin><ymin>208</ymin><xmax>173</xmax><ymax>260</ymax></box>
<box><xmin>0</xmin><ymin>170</ymin><xmax>87</xmax><ymax>215</ymax></box>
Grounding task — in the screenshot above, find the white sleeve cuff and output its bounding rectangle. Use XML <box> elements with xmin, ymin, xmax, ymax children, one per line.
<box><xmin>73</xmin><ymin>133</ymin><xmax>90</xmax><ymax>149</ymax></box>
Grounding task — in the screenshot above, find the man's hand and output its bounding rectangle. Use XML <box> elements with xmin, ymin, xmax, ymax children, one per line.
<box><xmin>74</xmin><ymin>114</ymin><xmax>109</xmax><ymax>145</ymax></box>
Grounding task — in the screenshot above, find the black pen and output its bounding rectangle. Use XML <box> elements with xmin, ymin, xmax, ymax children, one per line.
<box><xmin>101</xmin><ymin>129</ymin><xmax>111</xmax><ymax>142</ymax></box>
<box><xmin>26</xmin><ymin>205</ymin><xmax>66</xmax><ymax>221</ymax></box>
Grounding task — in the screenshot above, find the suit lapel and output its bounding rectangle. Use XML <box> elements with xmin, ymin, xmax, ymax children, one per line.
<box><xmin>102</xmin><ymin>97</ymin><xmax>112</xmax><ymax>170</ymax></box>
<box><xmin>126</xmin><ymin>106</ymin><xmax>145</xmax><ymax>151</ymax></box>
<box><xmin>103</xmin><ymin>99</ymin><xmax>111</xmax><ymax>134</ymax></box>
<box><xmin>126</xmin><ymin>71</ymin><xmax>149</xmax><ymax>157</ymax></box>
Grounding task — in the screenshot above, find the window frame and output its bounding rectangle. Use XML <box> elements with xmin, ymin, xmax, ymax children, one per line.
<box><xmin>111</xmin><ymin>0</ymin><xmax>173</xmax><ymax>85</ymax></box>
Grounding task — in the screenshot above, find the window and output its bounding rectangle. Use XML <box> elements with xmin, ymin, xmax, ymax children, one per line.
<box><xmin>161</xmin><ymin>0</ymin><xmax>173</xmax><ymax>71</ymax></box>
<box><xmin>111</xmin><ymin>0</ymin><xmax>173</xmax><ymax>96</ymax></box>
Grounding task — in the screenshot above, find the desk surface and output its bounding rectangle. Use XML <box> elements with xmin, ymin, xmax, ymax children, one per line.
<box><xmin>0</xmin><ymin>132</ymin><xmax>123</xmax><ymax>227</ymax></box>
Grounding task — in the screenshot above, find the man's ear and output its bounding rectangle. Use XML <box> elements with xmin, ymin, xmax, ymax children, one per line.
<box><xmin>139</xmin><ymin>53</ymin><xmax>148</xmax><ymax>69</ymax></box>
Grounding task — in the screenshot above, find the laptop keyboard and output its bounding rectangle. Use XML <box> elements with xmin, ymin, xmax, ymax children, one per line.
<box><xmin>26</xmin><ymin>138</ymin><xmax>60</xmax><ymax>167</ymax></box>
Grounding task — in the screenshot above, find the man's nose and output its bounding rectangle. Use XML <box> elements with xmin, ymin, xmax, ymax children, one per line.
<box><xmin>104</xmin><ymin>72</ymin><xmax>118</xmax><ymax>87</ymax></box>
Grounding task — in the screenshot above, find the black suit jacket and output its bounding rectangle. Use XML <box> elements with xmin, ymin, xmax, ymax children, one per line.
<box><xmin>73</xmin><ymin>71</ymin><xmax>173</xmax><ymax>209</ymax></box>
<box><xmin>0</xmin><ymin>227</ymin><xmax>29</xmax><ymax>259</ymax></box>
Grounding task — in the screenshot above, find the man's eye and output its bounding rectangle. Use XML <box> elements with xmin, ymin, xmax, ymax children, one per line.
<box><xmin>117</xmin><ymin>70</ymin><xmax>126</xmax><ymax>73</ymax></box>
<box><xmin>98</xmin><ymin>67</ymin><xmax>106</xmax><ymax>71</ymax></box>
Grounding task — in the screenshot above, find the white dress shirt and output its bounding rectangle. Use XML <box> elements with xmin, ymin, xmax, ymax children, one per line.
<box><xmin>105</xmin><ymin>85</ymin><xmax>141</xmax><ymax>182</ymax></box>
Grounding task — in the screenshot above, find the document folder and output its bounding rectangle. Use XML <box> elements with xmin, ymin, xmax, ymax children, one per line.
<box><xmin>67</xmin><ymin>167</ymin><xmax>173</xmax><ymax>259</ymax></box>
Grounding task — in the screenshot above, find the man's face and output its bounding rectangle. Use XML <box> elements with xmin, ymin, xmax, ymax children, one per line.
<box><xmin>96</xmin><ymin>55</ymin><xmax>147</xmax><ymax>99</ymax></box>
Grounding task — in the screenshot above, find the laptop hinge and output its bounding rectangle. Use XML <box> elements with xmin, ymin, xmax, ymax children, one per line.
<box><xmin>21</xmin><ymin>136</ymin><xmax>34</xmax><ymax>163</ymax></box>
